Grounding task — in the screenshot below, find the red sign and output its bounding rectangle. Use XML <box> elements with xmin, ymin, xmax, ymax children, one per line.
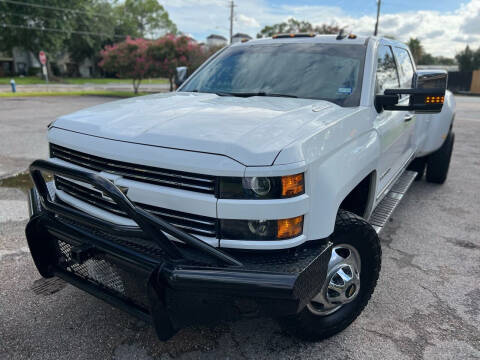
<box><xmin>39</xmin><ymin>51</ymin><xmax>47</xmax><ymax>65</ymax></box>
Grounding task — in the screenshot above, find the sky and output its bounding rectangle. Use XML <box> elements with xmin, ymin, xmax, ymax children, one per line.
<box><xmin>163</xmin><ymin>0</ymin><xmax>480</xmax><ymax>58</ymax></box>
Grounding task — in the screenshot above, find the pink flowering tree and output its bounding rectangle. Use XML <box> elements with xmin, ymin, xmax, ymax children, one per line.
<box><xmin>99</xmin><ymin>37</ymin><xmax>154</xmax><ymax>93</ymax></box>
<box><xmin>147</xmin><ymin>34</ymin><xmax>204</xmax><ymax>91</ymax></box>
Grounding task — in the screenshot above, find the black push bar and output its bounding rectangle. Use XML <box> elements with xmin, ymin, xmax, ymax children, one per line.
<box><xmin>29</xmin><ymin>159</ymin><xmax>242</xmax><ymax>267</ymax></box>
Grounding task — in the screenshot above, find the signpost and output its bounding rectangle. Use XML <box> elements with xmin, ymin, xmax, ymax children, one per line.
<box><xmin>39</xmin><ymin>51</ymin><xmax>48</xmax><ymax>84</ymax></box>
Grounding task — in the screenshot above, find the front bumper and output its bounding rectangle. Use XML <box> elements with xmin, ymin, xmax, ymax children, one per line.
<box><xmin>26</xmin><ymin>160</ymin><xmax>332</xmax><ymax>340</ymax></box>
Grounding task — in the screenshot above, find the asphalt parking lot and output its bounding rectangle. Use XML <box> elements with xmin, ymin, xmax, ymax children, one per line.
<box><xmin>0</xmin><ymin>95</ymin><xmax>479</xmax><ymax>360</ymax></box>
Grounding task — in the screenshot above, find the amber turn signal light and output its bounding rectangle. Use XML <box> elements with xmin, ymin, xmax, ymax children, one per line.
<box><xmin>281</xmin><ymin>173</ymin><xmax>305</xmax><ymax>197</ymax></box>
<box><xmin>277</xmin><ymin>216</ymin><xmax>304</xmax><ymax>239</ymax></box>
<box><xmin>425</xmin><ymin>96</ymin><xmax>444</xmax><ymax>104</ymax></box>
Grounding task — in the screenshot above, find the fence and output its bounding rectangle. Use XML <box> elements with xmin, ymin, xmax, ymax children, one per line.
<box><xmin>447</xmin><ymin>71</ymin><xmax>472</xmax><ymax>92</ymax></box>
<box><xmin>471</xmin><ymin>70</ymin><xmax>480</xmax><ymax>94</ymax></box>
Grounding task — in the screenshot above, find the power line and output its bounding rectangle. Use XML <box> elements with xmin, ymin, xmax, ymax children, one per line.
<box><xmin>0</xmin><ymin>10</ymin><xmax>127</xmax><ymax>37</ymax></box>
<box><xmin>0</xmin><ymin>22</ymin><xmax>125</xmax><ymax>38</ymax></box>
<box><xmin>0</xmin><ymin>0</ymin><xmax>111</xmax><ymax>18</ymax></box>
<box><xmin>1</xmin><ymin>10</ymin><xmax>69</xmax><ymax>20</ymax></box>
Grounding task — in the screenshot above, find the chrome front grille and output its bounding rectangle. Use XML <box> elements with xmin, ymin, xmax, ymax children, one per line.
<box><xmin>50</xmin><ymin>144</ymin><xmax>216</xmax><ymax>194</ymax></box>
<box><xmin>55</xmin><ymin>176</ymin><xmax>218</xmax><ymax>237</ymax></box>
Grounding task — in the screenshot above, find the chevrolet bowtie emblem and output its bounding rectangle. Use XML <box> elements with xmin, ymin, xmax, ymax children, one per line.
<box><xmin>102</xmin><ymin>179</ymin><xmax>129</xmax><ymax>197</ymax></box>
<box><xmin>117</xmin><ymin>185</ymin><xmax>129</xmax><ymax>196</ymax></box>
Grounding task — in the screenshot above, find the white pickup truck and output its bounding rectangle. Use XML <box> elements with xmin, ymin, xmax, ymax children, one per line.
<box><xmin>26</xmin><ymin>34</ymin><xmax>455</xmax><ymax>341</ymax></box>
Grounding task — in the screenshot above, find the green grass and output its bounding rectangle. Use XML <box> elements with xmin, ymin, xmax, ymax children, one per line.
<box><xmin>0</xmin><ymin>76</ymin><xmax>47</xmax><ymax>85</ymax></box>
<box><xmin>0</xmin><ymin>76</ymin><xmax>168</xmax><ymax>85</ymax></box>
<box><xmin>63</xmin><ymin>77</ymin><xmax>168</xmax><ymax>85</ymax></box>
<box><xmin>0</xmin><ymin>90</ymin><xmax>148</xmax><ymax>98</ymax></box>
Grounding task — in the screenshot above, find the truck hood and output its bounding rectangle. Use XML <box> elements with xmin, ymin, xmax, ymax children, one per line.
<box><xmin>53</xmin><ymin>92</ymin><xmax>352</xmax><ymax>166</ymax></box>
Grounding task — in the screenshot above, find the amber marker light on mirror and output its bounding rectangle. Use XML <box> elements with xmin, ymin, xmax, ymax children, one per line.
<box><xmin>425</xmin><ymin>96</ymin><xmax>444</xmax><ymax>104</ymax></box>
<box><xmin>281</xmin><ymin>173</ymin><xmax>305</xmax><ymax>197</ymax></box>
<box><xmin>277</xmin><ymin>216</ymin><xmax>304</xmax><ymax>239</ymax></box>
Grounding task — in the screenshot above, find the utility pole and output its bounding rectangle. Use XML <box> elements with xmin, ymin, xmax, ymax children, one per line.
<box><xmin>374</xmin><ymin>0</ymin><xmax>381</xmax><ymax>36</ymax></box>
<box><xmin>229</xmin><ymin>0</ymin><xmax>235</xmax><ymax>44</ymax></box>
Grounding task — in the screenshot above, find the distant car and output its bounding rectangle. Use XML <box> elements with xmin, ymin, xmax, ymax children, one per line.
<box><xmin>26</xmin><ymin>33</ymin><xmax>455</xmax><ymax>341</ymax></box>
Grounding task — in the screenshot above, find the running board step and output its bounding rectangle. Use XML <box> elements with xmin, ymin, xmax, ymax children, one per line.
<box><xmin>369</xmin><ymin>170</ymin><xmax>417</xmax><ymax>234</ymax></box>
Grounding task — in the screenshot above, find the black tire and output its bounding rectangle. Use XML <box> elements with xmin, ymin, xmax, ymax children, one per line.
<box><xmin>407</xmin><ymin>157</ymin><xmax>427</xmax><ymax>181</ymax></box>
<box><xmin>278</xmin><ymin>210</ymin><xmax>381</xmax><ymax>341</ymax></box>
<box><xmin>426</xmin><ymin>131</ymin><xmax>455</xmax><ymax>184</ymax></box>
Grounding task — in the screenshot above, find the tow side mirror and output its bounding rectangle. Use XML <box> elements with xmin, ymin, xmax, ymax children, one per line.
<box><xmin>175</xmin><ymin>66</ymin><xmax>188</xmax><ymax>88</ymax></box>
<box><xmin>375</xmin><ymin>70</ymin><xmax>447</xmax><ymax>114</ymax></box>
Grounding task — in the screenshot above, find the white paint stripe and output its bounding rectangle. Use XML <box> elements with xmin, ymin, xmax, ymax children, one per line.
<box><xmin>0</xmin><ymin>200</ymin><xmax>29</xmax><ymax>222</ymax></box>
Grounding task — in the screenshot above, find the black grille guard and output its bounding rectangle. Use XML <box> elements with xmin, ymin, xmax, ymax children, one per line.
<box><xmin>30</xmin><ymin>159</ymin><xmax>241</xmax><ymax>267</ymax></box>
<box><xmin>27</xmin><ymin>159</ymin><xmax>332</xmax><ymax>340</ymax></box>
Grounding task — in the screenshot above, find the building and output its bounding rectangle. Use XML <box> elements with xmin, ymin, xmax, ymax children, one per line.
<box><xmin>206</xmin><ymin>34</ymin><xmax>228</xmax><ymax>48</ymax></box>
<box><xmin>55</xmin><ymin>53</ymin><xmax>94</xmax><ymax>78</ymax></box>
<box><xmin>0</xmin><ymin>47</ymin><xmax>94</xmax><ymax>78</ymax></box>
<box><xmin>0</xmin><ymin>48</ymin><xmax>40</xmax><ymax>76</ymax></box>
<box><xmin>0</xmin><ymin>52</ymin><xmax>14</xmax><ymax>76</ymax></box>
<box><xmin>231</xmin><ymin>33</ymin><xmax>252</xmax><ymax>44</ymax></box>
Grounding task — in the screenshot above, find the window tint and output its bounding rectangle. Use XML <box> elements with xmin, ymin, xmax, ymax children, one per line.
<box><xmin>393</xmin><ymin>47</ymin><xmax>415</xmax><ymax>88</ymax></box>
<box><xmin>375</xmin><ymin>45</ymin><xmax>400</xmax><ymax>94</ymax></box>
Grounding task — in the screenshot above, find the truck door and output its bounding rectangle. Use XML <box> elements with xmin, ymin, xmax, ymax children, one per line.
<box><xmin>393</xmin><ymin>46</ymin><xmax>422</xmax><ymax>158</ymax></box>
<box><xmin>392</xmin><ymin>46</ymin><xmax>419</xmax><ymax>158</ymax></box>
<box><xmin>374</xmin><ymin>44</ymin><xmax>415</xmax><ymax>197</ymax></box>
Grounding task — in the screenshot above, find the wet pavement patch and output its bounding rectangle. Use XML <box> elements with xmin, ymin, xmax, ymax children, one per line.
<box><xmin>0</xmin><ymin>172</ymin><xmax>33</xmax><ymax>193</ymax></box>
<box><xmin>0</xmin><ymin>171</ymin><xmax>53</xmax><ymax>193</ymax></box>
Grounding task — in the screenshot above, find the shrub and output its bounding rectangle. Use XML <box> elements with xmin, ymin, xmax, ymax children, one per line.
<box><xmin>99</xmin><ymin>37</ymin><xmax>154</xmax><ymax>93</ymax></box>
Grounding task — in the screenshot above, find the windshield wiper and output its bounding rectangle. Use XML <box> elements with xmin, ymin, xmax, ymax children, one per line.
<box><xmin>189</xmin><ymin>89</ymin><xmax>233</xmax><ymax>97</ymax></box>
<box><xmin>226</xmin><ymin>92</ymin><xmax>298</xmax><ymax>98</ymax></box>
<box><xmin>189</xmin><ymin>90</ymin><xmax>297</xmax><ymax>98</ymax></box>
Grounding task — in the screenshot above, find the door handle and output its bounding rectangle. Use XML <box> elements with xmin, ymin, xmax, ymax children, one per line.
<box><xmin>404</xmin><ymin>114</ymin><xmax>415</xmax><ymax>122</ymax></box>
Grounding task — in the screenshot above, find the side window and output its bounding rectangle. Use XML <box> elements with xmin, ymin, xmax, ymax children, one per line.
<box><xmin>375</xmin><ymin>45</ymin><xmax>400</xmax><ymax>95</ymax></box>
<box><xmin>393</xmin><ymin>47</ymin><xmax>415</xmax><ymax>88</ymax></box>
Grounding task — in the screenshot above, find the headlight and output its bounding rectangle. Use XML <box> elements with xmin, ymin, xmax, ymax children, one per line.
<box><xmin>219</xmin><ymin>173</ymin><xmax>304</xmax><ymax>199</ymax></box>
<box><xmin>248</xmin><ymin>177</ymin><xmax>272</xmax><ymax>196</ymax></box>
<box><xmin>220</xmin><ymin>216</ymin><xmax>304</xmax><ymax>240</ymax></box>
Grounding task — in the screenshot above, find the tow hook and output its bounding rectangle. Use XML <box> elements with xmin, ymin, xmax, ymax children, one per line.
<box><xmin>70</xmin><ymin>244</ymin><xmax>96</xmax><ymax>265</ymax></box>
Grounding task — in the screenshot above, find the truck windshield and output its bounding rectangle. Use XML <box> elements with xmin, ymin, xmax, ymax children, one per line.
<box><xmin>180</xmin><ymin>43</ymin><xmax>366</xmax><ymax>107</ymax></box>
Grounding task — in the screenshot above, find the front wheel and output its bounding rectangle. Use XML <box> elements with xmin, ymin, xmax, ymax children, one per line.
<box><xmin>278</xmin><ymin>210</ymin><xmax>381</xmax><ymax>341</ymax></box>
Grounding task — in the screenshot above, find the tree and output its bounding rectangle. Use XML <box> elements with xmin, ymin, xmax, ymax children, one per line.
<box><xmin>455</xmin><ymin>45</ymin><xmax>480</xmax><ymax>72</ymax></box>
<box><xmin>66</xmin><ymin>1</ymin><xmax>178</xmax><ymax>73</ymax></box>
<box><xmin>405</xmin><ymin>38</ymin><xmax>456</xmax><ymax>66</ymax></box>
<box><xmin>0</xmin><ymin>0</ymin><xmax>88</xmax><ymax>75</ymax></box>
<box><xmin>316</xmin><ymin>23</ymin><xmax>343</xmax><ymax>35</ymax></box>
<box><xmin>407</xmin><ymin>38</ymin><xmax>423</xmax><ymax>64</ymax></box>
<box><xmin>435</xmin><ymin>56</ymin><xmax>456</xmax><ymax>66</ymax></box>
<box><xmin>114</xmin><ymin>0</ymin><xmax>177</xmax><ymax>39</ymax></box>
<box><xmin>147</xmin><ymin>35</ymin><xmax>203</xmax><ymax>91</ymax></box>
<box><xmin>0</xmin><ymin>0</ymin><xmax>178</xmax><ymax>78</ymax></box>
<box><xmin>418</xmin><ymin>53</ymin><xmax>434</xmax><ymax>65</ymax></box>
<box><xmin>418</xmin><ymin>54</ymin><xmax>456</xmax><ymax>66</ymax></box>
<box><xmin>257</xmin><ymin>18</ymin><xmax>341</xmax><ymax>38</ymax></box>
<box><xmin>65</xmin><ymin>1</ymin><xmax>118</xmax><ymax>72</ymax></box>
<box><xmin>99</xmin><ymin>35</ymin><xmax>205</xmax><ymax>93</ymax></box>
<box><xmin>99</xmin><ymin>37</ymin><xmax>153</xmax><ymax>93</ymax></box>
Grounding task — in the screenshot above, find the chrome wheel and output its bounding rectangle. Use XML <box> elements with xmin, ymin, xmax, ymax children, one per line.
<box><xmin>308</xmin><ymin>244</ymin><xmax>361</xmax><ymax>316</ymax></box>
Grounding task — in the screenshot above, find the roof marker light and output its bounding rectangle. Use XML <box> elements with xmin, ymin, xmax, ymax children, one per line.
<box><xmin>272</xmin><ymin>33</ymin><xmax>316</xmax><ymax>39</ymax></box>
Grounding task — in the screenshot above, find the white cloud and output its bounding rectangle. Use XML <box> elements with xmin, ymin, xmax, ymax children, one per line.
<box><xmin>164</xmin><ymin>0</ymin><xmax>480</xmax><ymax>57</ymax></box>
<box><xmin>237</xmin><ymin>14</ymin><xmax>260</xmax><ymax>29</ymax></box>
